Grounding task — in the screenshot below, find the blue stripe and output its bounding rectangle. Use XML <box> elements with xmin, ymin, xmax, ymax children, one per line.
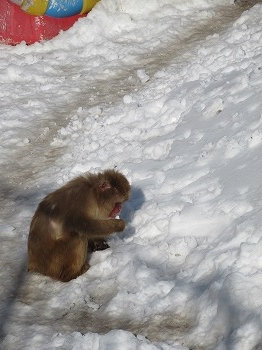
<box><xmin>45</xmin><ymin>0</ymin><xmax>83</xmax><ymax>18</ymax></box>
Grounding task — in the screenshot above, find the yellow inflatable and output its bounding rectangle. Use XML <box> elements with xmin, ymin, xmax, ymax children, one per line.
<box><xmin>10</xmin><ymin>0</ymin><xmax>99</xmax><ymax>18</ymax></box>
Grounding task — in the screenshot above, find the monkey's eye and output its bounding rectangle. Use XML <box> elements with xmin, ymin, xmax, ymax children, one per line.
<box><xmin>100</xmin><ymin>182</ymin><xmax>111</xmax><ymax>191</ymax></box>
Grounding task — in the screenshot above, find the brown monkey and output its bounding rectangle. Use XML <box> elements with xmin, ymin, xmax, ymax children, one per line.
<box><xmin>28</xmin><ymin>169</ymin><xmax>131</xmax><ymax>282</ymax></box>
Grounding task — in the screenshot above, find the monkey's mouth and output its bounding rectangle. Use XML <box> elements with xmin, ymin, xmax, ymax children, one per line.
<box><xmin>109</xmin><ymin>203</ymin><xmax>122</xmax><ymax>218</ymax></box>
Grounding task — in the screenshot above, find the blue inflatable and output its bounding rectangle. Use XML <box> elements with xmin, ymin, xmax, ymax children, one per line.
<box><xmin>10</xmin><ymin>0</ymin><xmax>99</xmax><ymax>18</ymax></box>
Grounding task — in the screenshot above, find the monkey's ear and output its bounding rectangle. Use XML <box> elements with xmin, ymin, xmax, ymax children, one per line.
<box><xmin>100</xmin><ymin>181</ymin><xmax>111</xmax><ymax>191</ymax></box>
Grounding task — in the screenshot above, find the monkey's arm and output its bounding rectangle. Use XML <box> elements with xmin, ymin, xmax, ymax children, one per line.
<box><xmin>64</xmin><ymin>214</ymin><xmax>125</xmax><ymax>237</ymax></box>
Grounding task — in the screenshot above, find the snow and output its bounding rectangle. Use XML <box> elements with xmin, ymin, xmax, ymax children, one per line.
<box><xmin>1</xmin><ymin>0</ymin><xmax>262</xmax><ymax>349</ymax></box>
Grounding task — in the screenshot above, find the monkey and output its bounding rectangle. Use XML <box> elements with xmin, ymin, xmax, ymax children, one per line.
<box><xmin>28</xmin><ymin>169</ymin><xmax>131</xmax><ymax>282</ymax></box>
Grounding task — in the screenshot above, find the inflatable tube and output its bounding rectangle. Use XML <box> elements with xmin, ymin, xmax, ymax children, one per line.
<box><xmin>0</xmin><ymin>0</ymin><xmax>88</xmax><ymax>45</ymax></box>
<box><xmin>10</xmin><ymin>0</ymin><xmax>99</xmax><ymax>18</ymax></box>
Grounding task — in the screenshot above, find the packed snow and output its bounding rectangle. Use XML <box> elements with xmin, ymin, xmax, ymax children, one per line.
<box><xmin>1</xmin><ymin>0</ymin><xmax>262</xmax><ymax>349</ymax></box>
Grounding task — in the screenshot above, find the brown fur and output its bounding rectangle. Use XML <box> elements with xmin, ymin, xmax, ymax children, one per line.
<box><xmin>28</xmin><ymin>169</ymin><xmax>131</xmax><ymax>282</ymax></box>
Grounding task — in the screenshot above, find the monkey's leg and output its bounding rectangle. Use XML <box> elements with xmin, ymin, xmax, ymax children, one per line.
<box><xmin>58</xmin><ymin>262</ymin><xmax>90</xmax><ymax>282</ymax></box>
<box><xmin>51</xmin><ymin>234</ymin><xmax>89</xmax><ymax>282</ymax></box>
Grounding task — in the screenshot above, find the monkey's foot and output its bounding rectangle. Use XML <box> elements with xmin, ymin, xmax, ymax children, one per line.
<box><xmin>89</xmin><ymin>239</ymin><xmax>110</xmax><ymax>252</ymax></box>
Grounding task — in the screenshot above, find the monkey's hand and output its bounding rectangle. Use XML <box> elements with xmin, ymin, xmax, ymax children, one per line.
<box><xmin>112</xmin><ymin>218</ymin><xmax>125</xmax><ymax>232</ymax></box>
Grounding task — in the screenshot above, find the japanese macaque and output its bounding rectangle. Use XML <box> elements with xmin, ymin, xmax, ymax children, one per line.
<box><xmin>28</xmin><ymin>169</ymin><xmax>131</xmax><ymax>282</ymax></box>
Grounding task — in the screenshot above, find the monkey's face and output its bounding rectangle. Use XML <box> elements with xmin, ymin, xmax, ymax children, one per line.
<box><xmin>95</xmin><ymin>171</ymin><xmax>130</xmax><ymax>219</ymax></box>
<box><xmin>96</xmin><ymin>184</ymin><xmax>125</xmax><ymax>219</ymax></box>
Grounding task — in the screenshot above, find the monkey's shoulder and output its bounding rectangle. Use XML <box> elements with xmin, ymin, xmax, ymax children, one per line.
<box><xmin>36</xmin><ymin>182</ymin><xmax>96</xmax><ymax>217</ymax></box>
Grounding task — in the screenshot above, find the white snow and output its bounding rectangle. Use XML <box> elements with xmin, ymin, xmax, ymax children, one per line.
<box><xmin>1</xmin><ymin>0</ymin><xmax>262</xmax><ymax>349</ymax></box>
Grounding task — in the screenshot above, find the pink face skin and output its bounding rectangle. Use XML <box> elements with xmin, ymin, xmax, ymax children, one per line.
<box><xmin>109</xmin><ymin>202</ymin><xmax>121</xmax><ymax>218</ymax></box>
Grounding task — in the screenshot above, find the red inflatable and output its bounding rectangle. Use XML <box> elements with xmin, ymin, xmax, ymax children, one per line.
<box><xmin>0</xmin><ymin>0</ymin><xmax>87</xmax><ymax>45</ymax></box>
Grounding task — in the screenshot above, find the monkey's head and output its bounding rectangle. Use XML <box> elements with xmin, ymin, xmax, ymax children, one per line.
<box><xmin>95</xmin><ymin>169</ymin><xmax>131</xmax><ymax>219</ymax></box>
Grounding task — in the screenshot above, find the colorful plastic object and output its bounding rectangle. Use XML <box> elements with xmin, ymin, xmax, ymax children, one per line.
<box><xmin>0</xmin><ymin>0</ymin><xmax>99</xmax><ymax>45</ymax></box>
<box><xmin>11</xmin><ymin>0</ymin><xmax>99</xmax><ymax>18</ymax></box>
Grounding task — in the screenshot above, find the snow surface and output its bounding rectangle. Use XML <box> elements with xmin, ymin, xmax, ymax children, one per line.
<box><xmin>1</xmin><ymin>0</ymin><xmax>262</xmax><ymax>349</ymax></box>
